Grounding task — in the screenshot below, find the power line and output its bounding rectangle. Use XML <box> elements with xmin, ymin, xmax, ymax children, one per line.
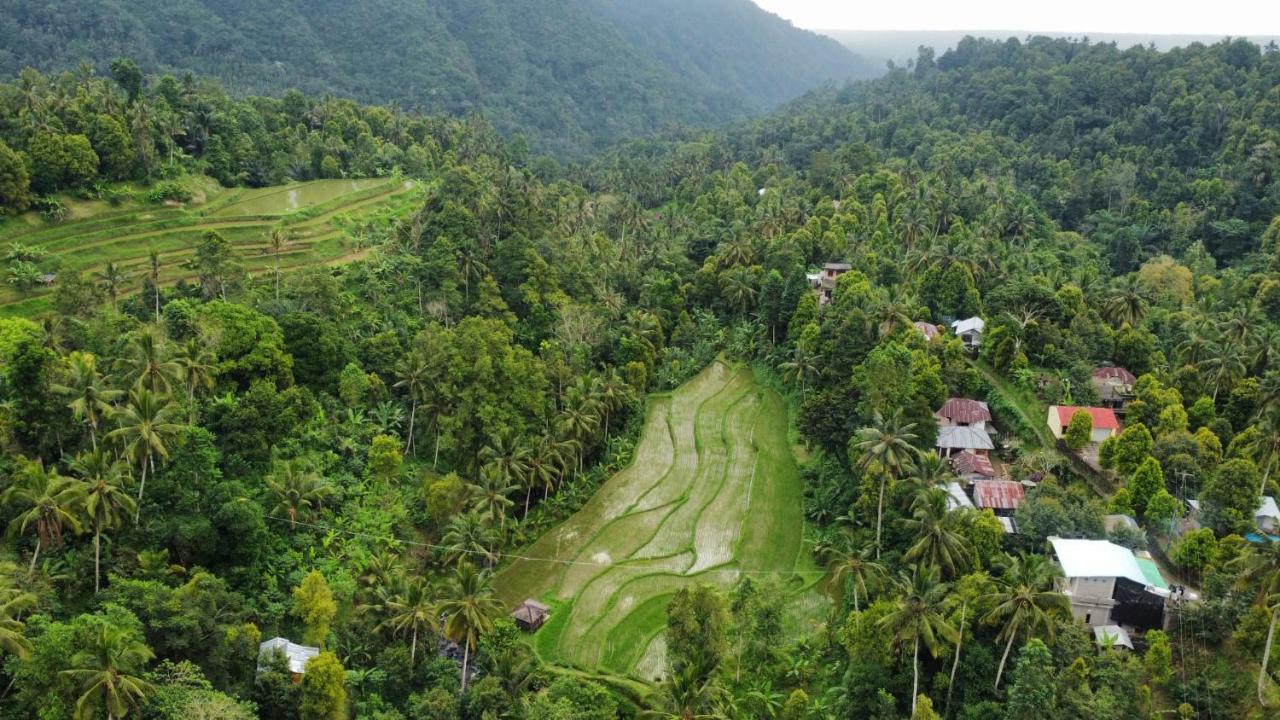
<box><xmin>265</xmin><ymin>515</ymin><xmax>829</xmax><ymax>577</ymax></box>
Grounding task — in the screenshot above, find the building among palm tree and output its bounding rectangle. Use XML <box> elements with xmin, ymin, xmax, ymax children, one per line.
<box><xmin>948</xmin><ymin>450</ymin><xmax>996</xmax><ymax>483</ymax></box>
<box><xmin>510</xmin><ymin>599</ymin><xmax>550</xmax><ymax>631</ymax></box>
<box><xmin>950</xmin><ymin>316</ymin><xmax>984</xmax><ymax>350</ymax></box>
<box><xmin>258</xmin><ymin>637</ymin><xmax>320</xmax><ymax>680</ymax></box>
<box><xmin>1091</xmin><ymin>366</ymin><xmax>1137</xmax><ymax>409</ymax></box>
<box><xmin>935</xmin><ymin>426</ymin><xmax>994</xmax><ymax>458</ymax></box>
<box><xmin>936</xmin><ymin>398</ymin><xmax>991</xmax><ymax>430</ymax></box>
<box><xmin>1048</xmin><ymin>537</ymin><xmax>1171</xmax><ymax>631</ymax></box>
<box><xmin>808</xmin><ymin>261</ymin><xmax>851</xmax><ymax>305</ymax></box>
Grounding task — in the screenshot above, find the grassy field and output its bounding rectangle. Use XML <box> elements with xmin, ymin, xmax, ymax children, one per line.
<box><xmin>0</xmin><ymin>177</ymin><xmax>423</xmax><ymax>317</ymax></box>
<box><xmin>494</xmin><ymin>360</ymin><xmax>824</xmax><ymax>682</ymax></box>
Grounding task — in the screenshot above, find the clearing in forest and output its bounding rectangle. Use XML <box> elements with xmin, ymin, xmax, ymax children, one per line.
<box><xmin>494</xmin><ymin>360</ymin><xmax>823</xmax><ymax>682</ymax></box>
<box><xmin>0</xmin><ymin>177</ymin><xmax>421</xmax><ymax>317</ymax></box>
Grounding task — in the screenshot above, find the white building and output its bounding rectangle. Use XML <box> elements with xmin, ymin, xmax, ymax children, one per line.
<box><xmin>950</xmin><ymin>317</ymin><xmax>985</xmax><ymax>349</ymax></box>
<box><xmin>258</xmin><ymin>637</ymin><xmax>320</xmax><ymax>677</ymax></box>
<box><xmin>1049</xmin><ymin>537</ymin><xmax>1168</xmax><ymax>629</ymax></box>
<box><xmin>1258</xmin><ymin>496</ymin><xmax>1280</xmax><ymax>534</ymax></box>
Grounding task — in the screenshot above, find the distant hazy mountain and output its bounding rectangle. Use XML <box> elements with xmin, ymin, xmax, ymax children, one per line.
<box><xmin>0</xmin><ymin>0</ymin><xmax>877</xmax><ymax>156</ymax></box>
<box><xmin>823</xmin><ymin>29</ymin><xmax>1280</xmax><ymax>66</ymax></box>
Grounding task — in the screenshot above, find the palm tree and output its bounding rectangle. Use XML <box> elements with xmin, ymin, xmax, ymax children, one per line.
<box><xmin>478</xmin><ymin>432</ymin><xmax>530</xmax><ymax>505</ymax></box>
<box><xmin>779</xmin><ymin>347</ymin><xmax>817</xmax><ymax>395</ymax></box>
<box><xmin>1231</xmin><ymin>542</ymin><xmax>1280</xmax><ymax>705</ymax></box>
<box><xmin>983</xmin><ymin>553</ymin><xmax>1071</xmax><ymax>690</ymax></box>
<box><xmin>147</xmin><ymin>250</ymin><xmax>161</xmax><ymax>323</ymax></box>
<box><xmin>394</xmin><ymin>352</ymin><xmax>430</xmax><ymax>456</ymax></box>
<box><xmin>268</xmin><ymin>225</ymin><xmax>288</xmax><ymax>301</ymax></box>
<box><xmin>0</xmin><ymin>564</ymin><xmax>37</xmax><ymax>660</ymax></box>
<box><xmin>107</xmin><ymin>386</ymin><xmax>184</xmax><ymax>525</ymax></box>
<box><xmin>115</xmin><ymin>328</ymin><xmax>181</xmax><ymax>394</ymax></box>
<box><xmin>94</xmin><ymin>262</ymin><xmax>129</xmax><ymax>312</ymax></box>
<box><xmin>1255</xmin><ymin>405</ymin><xmax>1280</xmax><ymax>500</ymax></box>
<box><xmin>441</xmin><ymin>512</ymin><xmax>498</xmax><ymax>567</ymax></box>
<box><xmin>593</xmin><ymin>369</ymin><xmax>632</xmax><ymax>440</ymax></box>
<box><xmin>52</xmin><ymin>351</ymin><xmax>122</xmax><ymax>450</ymax></box>
<box><xmin>4</xmin><ymin>462</ymin><xmax>86</xmax><ymax>574</ymax></box>
<box><xmin>878</xmin><ymin>566</ymin><xmax>956</xmax><ymax>716</ymax></box>
<box><xmin>850</xmin><ymin>410</ymin><xmax>920</xmax><ymax>556</ymax></box>
<box><xmin>62</xmin><ymin>622</ymin><xmax>155</xmax><ymax>720</ymax></box>
<box><xmin>1102</xmin><ymin>276</ymin><xmax>1149</xmax><ymax>327</ymax></box>
<box><xmin>523</xmin><ymin>437</ymin><xmax>560</xmax><ymax>515</ymax></box>
<box><xmin>439</xmin><ymin>563</ymin><xmax>503</xmax><ymax>692</ymax></box>
<box><xmin>379</xmin><ymin>576</ymin><xmax>439</xmax><ymax>666</ymax></box>
<box><xmin>639</xmin><ymin>656</ymin><xmax>728</xmax><ymax>719</ymax></box>
<box><xmin>559</xmin><ymin>390</ymin><xmax>601</xmax><ymax>475</ymax></box>
<box><xmin>172</xmin><ymin>340</ymin><xmax>216</xmax><ymax>424</ymax></box>
<box><xmin>467</xmin><ymin>469</ymin><xmax>517</xmax><ymax>532</ymax></box>
<box><xmin>265</xmin><ymin>458</ymin><xmax>333</xmax><ymax>529</ymax></box>
<box><xmin>900</xmin><ymin>488</ymin><xmax>974</xmax><ymax>579</ymax></box>
<box><xmin>72</xmin><ymin>450</ymin><xmax>136</xmax><ymax>593</ymax></box>
<box><xmin>819</xmin><ymin>528</ymin><xmax>886</xmax><ymax>614</ymax></box>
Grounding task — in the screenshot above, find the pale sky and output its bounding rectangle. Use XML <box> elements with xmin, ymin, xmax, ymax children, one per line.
<box><xmin>750</xmin><ymin>0</ymin><xmax>1280</xmax><ymax>35</ymax></box>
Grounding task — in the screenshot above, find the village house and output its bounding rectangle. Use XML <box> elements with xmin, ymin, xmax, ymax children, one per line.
<box><xmin>1049</xmin><ymin>537</ymin><xmax>1170</xmax><ymax>631</ymax></box>
<box><xmin>972</xmin><ymin>479</ymin><xmax>1025</xmax><ymax>533</ymax></box>
<box><xmin>950</xmin><ymin>317</ymin><xmax>984</xmax><ymax>350</ymax></box>
<box><xmin>945</xmin><ymin>481</ymin><xmax>976</xmax><ymax>511</ymax></box>
<box><xmin>808</xmin><ymin>262</ymin><xmax>852</xmax><ymax>305</ymax></box>
<box><xmin>936</xmin><ymin>425</ymin><xmax>994</xmax><ymax>458</ymax></box>
<box><xmin>936</xmin><ymin>398</ymin><xmax>991</xmax><ymax>430</ymax></box>
<box><xmin>511</xmin><ymin>599</ymin><xmax>551</xmax><ymax>632</ymax></box>
<box><xmin>948</xmin><ymin>450</ymin><xmax>996</xmax><ymax>483</ymax></box>
<box><xmin>258</xmin><ymin>637</ymin><xmax>320</xmax><ymax>680</ymax></box>
<box><xmin>1046</xmin><ymin>405</ymin><xmax>1120</xmax><ymax>443</ymax></box>
<box><xmin>1092</xmin><ymin>366</ymin><xmax>1137</xmax><ymax>409</ymax></box>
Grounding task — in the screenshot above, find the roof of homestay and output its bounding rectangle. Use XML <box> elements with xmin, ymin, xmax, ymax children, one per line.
<box><xmin>951</xmin><ymin>317</ymin><xmax>985</xmax><ymax>334</ymax></box>
<box><xmin>823</xmin><ymin>262</ymin><xmax>852</xmax><ymax>271</ymax></box>
<box><xmin>973</xmin><ymin>479</ymin><xmax>1025</xmax><ymax>510</ymax></box>
<box><xmin>1258</xmin><ymin>496</ymin><xmax>1280</xmax><ymax>520</ymax></box>
<box><xmin>1093</xmin><ymin>366</ymin><xmax>1137</xmax><ymax>384</ymax></box>
<box><xmin>259</xmin><ymin>637</ymin><xmax>320</xmax><ymax>675</ymax></box>
<box><xmin>946</xmin><ymin>482</ymin><xmax>975</xmax><ymax>510</ymax></box>
<box><xmin>1049</xmin><ymin>537</ymin><xmax>1149</xmax><ymax>585</ymax></box>
<box><xmin>949</xmin><ymin>450</ymin><xmax>996</xmax><ymax>478</ymax></box>
<box><xmin>915</xmin><ymin>321</ymin><xmax>941</xmax><ymax>340</ymax></box>
<box><xmin>1093</xmin><ymin>625</ymin><xmax>1135</xmax><ymax>650</ymax></box>
<box><xmin>938</xmin><ymin>398</ymin><xmax>992</xmax><ymax>424</ymax></box>
<box><xmin>936</xmin><ymin>425</ymin><xmax>994</xmax><ymax>451</ymax></box>
<box><xmin>511</xmin><ymin>599</ymin><xmax>550</xmax><ymax>624</ymax></box>
<box><xmin>1052</xmin><ymin>405</ymin><xmax>1121</xmax><ymax>430</ymax></box>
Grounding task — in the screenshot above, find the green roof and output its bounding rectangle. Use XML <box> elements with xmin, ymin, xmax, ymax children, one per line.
<box><xmin>1135</xmin><ymin>556</ymin><xmax>1168</xmax><ymax>590</ymax></box>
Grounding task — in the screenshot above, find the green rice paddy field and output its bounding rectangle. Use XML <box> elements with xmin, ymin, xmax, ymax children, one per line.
<box><xmin>494</xmin><ymin>361</ymin><xmax>826</xmax><ymax>682</ymax></box>
<box><xmin>0</xmin><ymin>177</ymin><xmax>423</xmax><ymax>317</ymax></box>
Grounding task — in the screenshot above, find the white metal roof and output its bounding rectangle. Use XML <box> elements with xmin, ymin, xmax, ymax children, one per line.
<box><xmin>258</xmin><ymin>637</ymin><xmax>320</xmax><ymax>675</ymax></box>
<box><xmin>1258</xmin><ymin>496</ymin><xmax>1280</xmax><ymax>520</ymax></box>
<box><xmin>1049</xmin><ymin>537</ymin><xmax>1148</xmax><ymax>585</ymax></box>
<box><xmin>945</xmin><ymin>482</ymin><xmax>975</xmax><ymax>511</ymax></box>
<box><xmin>951</xmin><ymin>317</ymin><xmax>985</xmax><ymax>334</ymax></box>
<box><xmin>1093</xmin><ymin>625</ymin><xmax>1134</xmax><ymax>650</ymax></box>
<box><xmin>936</xmin><ymin>425</ymin><xmax>994</xmax><ymax>451</ymax></box>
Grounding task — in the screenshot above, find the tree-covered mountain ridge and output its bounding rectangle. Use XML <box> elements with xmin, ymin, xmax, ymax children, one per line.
<box><xmin>0</xmin><ymin>0</ymin><xmax>877</xmax><ymax>157</ymax></box>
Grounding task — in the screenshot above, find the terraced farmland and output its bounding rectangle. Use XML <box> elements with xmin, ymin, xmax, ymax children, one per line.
<box><xmin>0</xmin><ymin>178</ymin><xmax>422</xmax><ymax>317</ymax></box>
<box><xmin>494</xmin><ymin>361</ymin><xmax>823</xmax><ymax>682</ymax></box>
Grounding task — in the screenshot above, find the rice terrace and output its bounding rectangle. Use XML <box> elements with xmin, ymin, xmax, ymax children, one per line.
<box><xmin>495</xmin><ymin>360</ymin><xmax>825</xmax><ymax>682</ymax></box>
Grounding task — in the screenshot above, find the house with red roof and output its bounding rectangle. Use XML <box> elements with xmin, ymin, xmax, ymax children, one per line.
<box><xmin>1047</xmin><ymin>405</ymin><xmax>1121</xmax><ymax>444</ymax></box>
<box><xmin>1091</xmin><ymin>366</ymin><xmax>1137</xmax><ymax>408</ymax></box>
<box><xmin>936</xmin><ymin>398</ymin><xmax>992</xmax><ymax>431</ymax></box>
<box><xmin>914</xmin><ymin>321</ymin><xmax>942</xmax><ymax>342</ymax></box>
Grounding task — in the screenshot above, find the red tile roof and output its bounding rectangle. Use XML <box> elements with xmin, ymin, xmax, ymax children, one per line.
<box><xmin>973</xmin><ymin>480</ymin><xmax>1026</xmax><ymax>510</ymax></box>
<box><xmin>950</xmin><ymin>451</ymin><xmax>996</xmax><ymax>478</ymax></box>
<box><xmin>915</xmin><ymin>322</ymin><xmax>941</xmax><ymax>341</ymax></box>
<box><xmin>1054</xmin><ymin>406</ymin><xmax>1120</xmax><ymax>430</ymax></box>
<box><xmin>1093</xmin><ymin>366</ymin><xmax>1137</xmax><ymax>384</ymax></box>
<box><xmin>938</xmin><ymin>398</ymin><xmax>992</xmax><ymax>424</ymax></box>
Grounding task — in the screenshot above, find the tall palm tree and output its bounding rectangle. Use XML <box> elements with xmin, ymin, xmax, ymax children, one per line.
<box><xmin>0</xmin><ymin>567</ymin><xmax>37</xmax><ymax>660</ymax></box>
<box><xmin>62</xmin><ymin>622</ymin><xmax>155</xmax><ymax>720</ymax></box>
<box><xmin>478</xmin><ymin>432</ymin><xmax>530</xmax><ymax>506</ymax></box>
<box><xmin>72</xmin><ymin>450</ymin><xmax>136</xmax><ymax>593</ymax></box>
<box><xmin>878</xmin><ymin>566</ymin><xmax>956</xmax><ymax>716</ymax></box>
<box><xmin>559</xmin><ymin>390</ymin><xmax>601</xmax><ymax>475</ymax></box>
<box><xmin>94</xmin><ymin>262</ymin><xmax>129</xmax><ymax>312</ymax></box>
<box><xmin>379</xmin><ymin>576</ymin><xmax>439</xmax><ymax>666</ymax></box>
<box><xmin>1255</xmin><ymin>405</ymin><xmax>1280</xmax><ymax>500</ymax></box>
<box><xmin>1102</xmin><ymin>275</ymin><xmax>1149</xmax><ymax>328</ymax></box>
<box><xmin>267</xmin><ymin>225</ymin><xmax>288</xmax><ymax>301</ymax></box>
<box><xmin>850</xmin><ymin>410</ymin><xmax>920</xmax><ymax>556</ymax></box>
<box><xmin>983</xmin><ymin>553</ymin><xmax>1070</xmax><ymax>690</ymax></box>
<box><xmin>593</xmin><ymin>369</ymin><xmax>632</xmax><ymax>440</ymax></box>
<box><xmin>439</xmin><ymin>563</ymin><xmax>503</xmax><ymax>692</ymax></box>
<box><xmin>52</xmin><ymin>351</ymin><xmax>122</xmax><ymax>450</ymax></box>
<box><xmin>115</xmin><ymin>328</ymin><xmax>181</xmax><ymax>394</ymax></box>
<box><xmin>639</xmin><ymin>656</ymin><xmax>728</xmax><ymax>719</ymax></box>
<box><xmin>265</xmin><ymin>458</ymin><xmax>333</xmax><ymax>530</ymax></box>
<box><xmin>819</xmin><ymin>528</ymin><xmax>886</xmax><ymax>614</ymax></box>
<box><xmin>900</xmin><ymin>488</ymin><xmax>974</xmax><ymax>579</ymax></box>
<box><xmin>107</xmin><ymin>386</ymin><xmax>184</xmax><ymax>526</ymax></box>
<box><xmin>1231</xmin><ymin>542</ymin><xmax>1280</xmax><ymax>705</ymax></box>
<box><xmin>394</xmin><ymin>352</ymin><xmax>430</xmax><ymax>456</ymax></box>
<box><xmin>779</xmin><ymin>347</ymin><xmax>817</xmax><ymax>395</ymax></box>
<box><xmin>3</xmin><ymin>462</ymin><xmax>86</xmax><ymax>574</ymax></box>
<box><xmin>440</xmin><ymin>512</ymin><xmax>498</xmax><ymax>567</ymax></box>
<box><xmin>467</xmin><ymin>469</ymin><xmax>517</xmax><ymax>532</ymax></box>
<box><xmin>523</xmin><ymin>437</ymin><xmax>560</xmax><ymax>514</ymax></box>
<box><xmin>171</xmin><ymin>340</ymin><xmax>216</xmax><ymax>424</ymax></box>
<box><xmin>147</xmin><ymin>250</ymin><xmax>161</xmax><ymax>323</ymax></box>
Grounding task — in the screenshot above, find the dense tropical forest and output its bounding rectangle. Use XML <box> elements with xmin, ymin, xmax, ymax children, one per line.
<box><xmin>1</xmin><ymin>22</ymin><xmax>1280</xmax><ymax>720</ymax></box>
<box><xmin>0</xmin><ymin>0</ymin><xmax>876</xmax><ymax>156</ymax></box>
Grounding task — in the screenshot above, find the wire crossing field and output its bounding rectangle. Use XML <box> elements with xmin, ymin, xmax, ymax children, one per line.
<box><xmin>0</xmin><ymin>178</ymin><xmax>422</xmax><ymax>317</ymax></box>
<box><xmin>494</xmin><ymin>361</ymin><xmax>821</xmax><ymax>681</ymax></box>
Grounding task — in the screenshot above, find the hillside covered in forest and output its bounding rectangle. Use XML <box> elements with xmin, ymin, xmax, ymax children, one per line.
<box><xmin>0</xmin><ymin>0</ymin><xmax>876</xmax><ymax>156</ymax></box>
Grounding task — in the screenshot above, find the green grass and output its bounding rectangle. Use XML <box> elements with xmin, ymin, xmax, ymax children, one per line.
<box><xmin>1</xmin><ymin>177</ymin><xmax>422</xmax><ymax>317</ymax></box>
<box><xmin>493</xmin><ymin>360</ymin><xmax>821</xmax><ymax>681</ymax></box>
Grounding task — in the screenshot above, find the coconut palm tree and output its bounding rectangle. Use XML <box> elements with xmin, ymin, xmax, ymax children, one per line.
<box><xmin>439</xmin><ymin>563</ymin><xmax>503</xmax><ymax>692</ymax></box>
<box><xmin>593</xmin><ymin>369</ymin><xmax>632</xmax><ymax>440</ymax></box>
<box><xmin>71</xmin><ymin>450</ymin><xmax>136</xmax><ymax>593</ymax></box>
<box><xmin>379</xmin><ymin>576</ymin><xmax>439</xmax><ymax>666</ymax></box>
<box><xmin>1102</xmin><ymin>276</ymin><xmax>1149</xmax><ymax>327</ymax></box>
<box><xmin>267</xmin><ymin>225</ymin><xmax>288</xmax><ymax>301</ymax></box>
<box><xmin>62</xmin><ymin>622</ymin><xmax>155</xmax><ymax>720</ymax></box>
<box><xmin>171</xmin><ymin>340</ymin><xmax>216</xmax><ymax>424</ymax></box>
<box><xmin>478</xmin><ymin>433</ymin><xmax>530</xmax><ymax>501</ymax></box>
<box><xmin>467</xmin><ymin>469</ymin><xmax>518</xmax><ymax>532</ymax></box>
<box><xmin>523</xmin><ymin>437</ymin><xmax>560</xmax><ymax>514</ymax></box>
<box><xmin>107</xmin><ymin>386</ymin><xmax>184</xmax><ymax>525</ymax></box>
<box><xmin>265</xmin><ymin>458</ymin><xmax>333</xmax><ymax>530</ymax></box>
<box><xmin>819</xmin><ymin>528</ymin><xmax>886</xmax><ymax>614</ymax></box>
<box><xmin>983</xmin><ymin>553</ymin><xmax>1071</xmax><ymax>690</ymax></box>
<box><xmin>639</xmin><ymin>655</ymin><xmax>728</xmax><ymax>720</ymax></box>
<box><xmin>94</xmin><ymin>262</ymin><xmax>129</xmax><ymax>312</ymax></box>
<box><xmin>52</xmin><ymin>351</ymin><xmax>122</xmax><ymax>450</ymax></box>
<box><xmin>394</xmin><ymin>352</ymin><xmax>430</xmax><ymax>456</ymax></box>
<box><xmin>779</xmin><ymin>347</ymin><xmax>817</xmax><ymax>395</ymax></box>
<box><xmin>0</xmin><ymin>577</ymin><xmax>36</xmax><ymax>661</ymax></box>
<box><xmin>850</xmin><ymin>410</ymin><xmax>920</xmax><ymax>556</ymax></box>
<box><xmin>441</xmin><ymin>512</ymin><xmax>498</xmax><ymax>567</ymax></box>
<box><xmin>115</xmin><ymin>328</ymin><xmax>181</xmax><ymax>394</ymax></box>
<box><xmin>900</xmin><ymin>488</ymin><xmax>974</xmax><ymax>579</ymax></box>
<box><xmin>878</xmin><ymin>566</ymin><xmax>956</xmax><ymax>716</ymax></box>
<box><xmin>3</xmin><ymin>461</ymin><xmax>86</xmax><ymax>574</ymax></box>
<box><xmin>1230</xmin><ymin>541</ymin><xmax>1280</xmax><ymax>705</ymax></box>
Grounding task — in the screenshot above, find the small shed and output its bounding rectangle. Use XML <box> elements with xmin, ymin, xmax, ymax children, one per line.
<box><xmin>258</xmin><ymin>637</ymin><xmax>320</xmax><ymax>678</ymax></box>
<box><xmin>972</xmin><ymin>479</ymin><xmax>1026</xmax><ymax>513</ymax></box>
<box><xmin>1258</xmin><ymin>496</ymin><xmax>1280</xmax><ymax>534</ymax></box>
<box><xmin>1093</xmin><ymin>625</ymin><xmax>1134</xmax><ymax>650</ymax></box>
<box><xmin>511</xmin><ymin>599</ymin><xmax>550</xmax><ymax>632</ymax></box>
<box><xmin>949</xmin><ymin>451</ymin><xmax>996</xmax><ymax>482</ymax></box>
